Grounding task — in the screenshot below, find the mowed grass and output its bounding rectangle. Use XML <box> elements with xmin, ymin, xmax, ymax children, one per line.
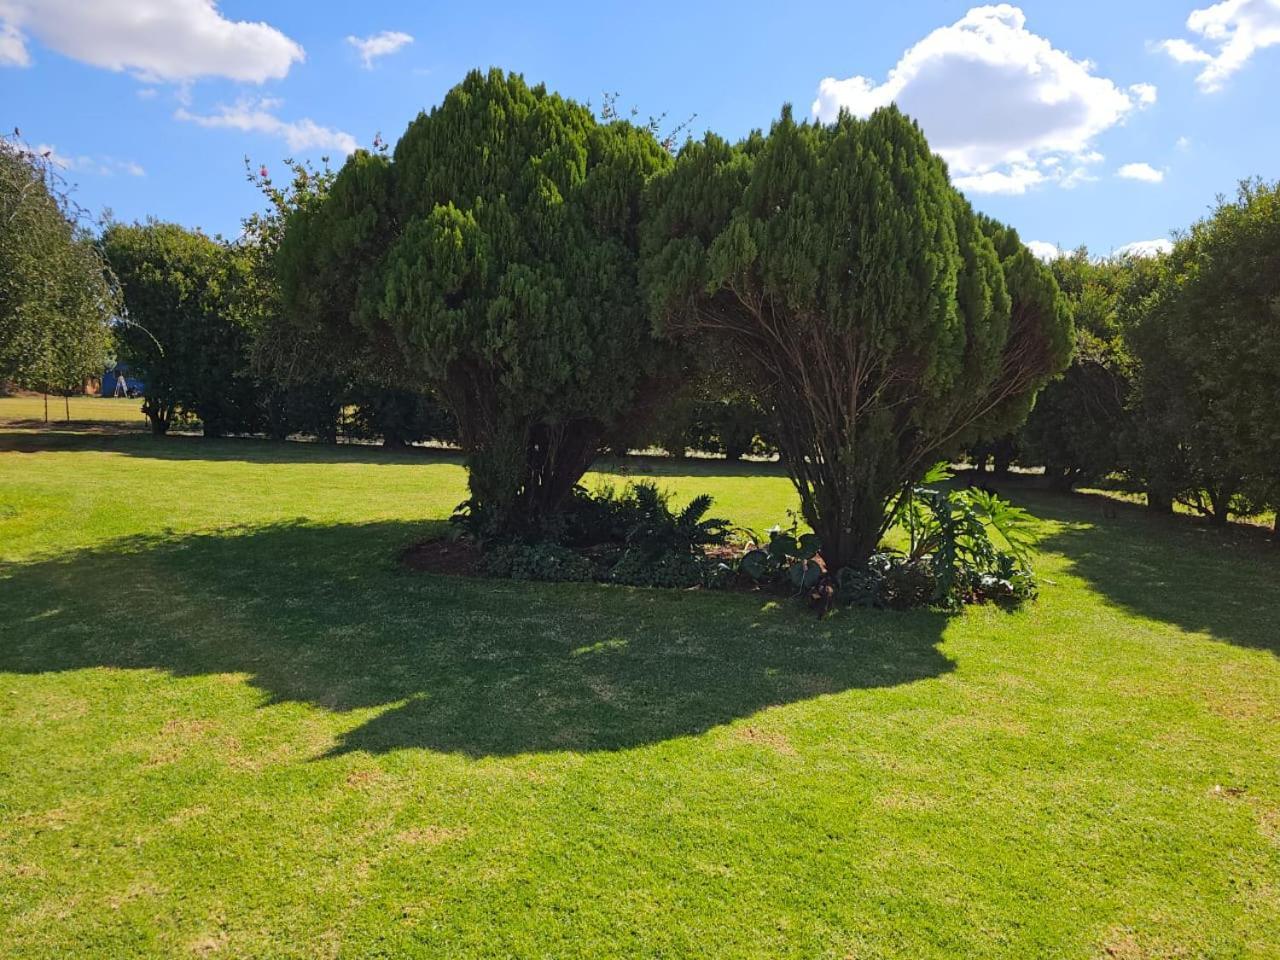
<box><xmin>0</xmin><ymin>394</ymin><xmax>151</xmax><ymax>433</ymax></box>
<box><xmin>1</xmin><ymin>417</ymin><xmax>1278</xmax><ymax>958</ymax></box>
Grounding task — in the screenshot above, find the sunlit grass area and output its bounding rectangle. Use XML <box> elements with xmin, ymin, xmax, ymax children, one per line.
<box><xmin>0</xmin><ymin>393</ymin><xmax>149</xmax><ymax>432</ymax></box>
<box><xmin>2</xmin><ymin>427</ymin><xmax>1278</xmax><ymax>958</ymax></box>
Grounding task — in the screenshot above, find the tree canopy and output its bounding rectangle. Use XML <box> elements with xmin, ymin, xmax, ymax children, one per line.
<box><xmin>279</xmin><ymin>68</ymin><xmax>675</xmax><ymax>532</ymax></box>
<box><xmin>1125</xmin><ymin>179</ymin><xmax>1280</xmax><ymax>525</ymax></box>
<box><xmin>1</xmin><ymin>136</ymin><xmax>116</xmax><ymax>395</ymax></box>
<box><xmin>104</xmin><ymin>221</ymin><xmax>258</xmax><ymax>436</ymax></box>
<box><xmin>642</xmin><ymin>106</ymin><xmax>1071</xmax><ymax>568</ymax></box>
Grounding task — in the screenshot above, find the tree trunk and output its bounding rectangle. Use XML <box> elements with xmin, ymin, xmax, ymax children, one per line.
<box><xmin>1207</xmin><ymin>485</ymin><xmax>1232</xmax><ymax>526</ymax></box>
<box><xmin>43</xmin><ymin>392</ymin><xmax>48</xmax><ymax>423</ymax></box>
<box><xmin>1146</xmin><ymin>487</ymin><xmax>1173</xmax><ymax>514</ymax></box>
<box><xmin>64</xmin><ymin>394</ymin><xmax>70</xmax><ymax>421</ymax></box>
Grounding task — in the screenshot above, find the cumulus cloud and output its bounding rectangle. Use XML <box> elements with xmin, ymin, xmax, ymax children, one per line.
<box><xmin>1117</xmin><ymin>162</ymin><xmax>1165</xmax><ymax>183</ymax></box>
<box><xmin>0</xmin><ymin>0</ymin><xmax>303</xmax><ymax>83</ymax></box>
<box><xmin>1113</xmin><ymin>239</ymin><xmax>1173</xmax><ymax>258</ymax></box>
<box><xmin>176</xmin><ymin>98</ymin><xmax>358</xmax><ymax>154</ymax></box>
<box><xmin>811</xmin><ymin>5</ymin><xmax>1153</xmax><ymax>195</ymax></box>
<box><xmin>1159</xmin><ymin>0</ymin><xmax>1280</xmax><ymax>91</ymax></box>
<box><xmin>1026</xmin><ymin>241</ymin><xmax>1065</xmax><ymax>262</ymax></box>
<box><xmin>347</xmin><ymin>30</ymin><xmax>413</xmax><ymax>69</ymax></box>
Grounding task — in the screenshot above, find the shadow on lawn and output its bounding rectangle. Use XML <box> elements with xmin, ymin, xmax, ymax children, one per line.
<box><xmin>0</xmin><ymin>520</ymin><xmax>952</xmax><ymax>758</ymax></box>
<box><xmin>1027</xmin><ymin>487</ymin><xmax>1280</xmax><ymax>656</ymax></box>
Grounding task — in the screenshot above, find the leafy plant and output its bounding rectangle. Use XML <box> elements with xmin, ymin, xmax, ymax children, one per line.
<box><xmin>480</xmin><ymin>542</ymin><xmax>596</xmax><ymax>583</ymax></box>
<box><xmin>892</xmin><ymin>463</ymin><xmax>1039</xmax><ymax>608</ymax></box>
<box><xmin>738</xmin><ymin>522</ymin><xmax>823</xmax><ymax>594</ymax></box>
<box><xmin>618</xmin><ymin>483</ymin><xmax>731</xmax><ymax>559</ymax></box>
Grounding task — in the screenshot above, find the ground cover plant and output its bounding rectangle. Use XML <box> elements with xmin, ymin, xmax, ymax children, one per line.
<box><xmin>1</xmin><ymin>413</ymin><xmax>1278</xmax><ymax>958</ymax></box>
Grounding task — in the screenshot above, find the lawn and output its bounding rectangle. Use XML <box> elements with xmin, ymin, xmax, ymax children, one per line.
<box><xmin>0</xmin><ymin>394</ymin><xmax>152</xmax><ymax>433</ymax></box>
<box><xmin>1</xmin><ymin>416</ymin><xmax>1278</xmax><ymax>958</ymax></box>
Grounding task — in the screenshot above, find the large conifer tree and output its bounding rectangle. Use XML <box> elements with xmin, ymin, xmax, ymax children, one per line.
<box><xmin>279</xmin><ymin>69</ymin><xmax>673</xmax><ymax>532</ymax></box>
<box><xmin>642</xmin><ymin>106</ymin><xmax>1071</xmax><ymax>569</ymax></box>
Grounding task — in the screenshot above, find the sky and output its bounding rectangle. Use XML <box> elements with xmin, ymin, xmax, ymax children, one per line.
<box><xmin>4</xmin><ymin>0</ymin><xmax>1279</xmax><ymax>259</ymax></box>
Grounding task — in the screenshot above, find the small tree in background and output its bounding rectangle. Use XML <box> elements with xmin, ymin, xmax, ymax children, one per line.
<box><xmin>1</xmin><ymin>133</ymin><xmax>116</xmax><ymax>407</ymax></box>
<box><xmin>643</xmin><ymin>106</ymin><xmax>1070</xmax><ymax>569</ymax></box>
<box><xmin>1017</xmin><ymin>251</ymin><xmax>1137</xmax><ymax>490</ymax></box>
<box><xmin>105</xmin><ymin>221</ymin><xmax>258</xmax><ymax>436</ymax></box>
<box><xmin>280</xmin><ymin>69</ymin><xmax>675</xmax><ymax>532</ymax></box>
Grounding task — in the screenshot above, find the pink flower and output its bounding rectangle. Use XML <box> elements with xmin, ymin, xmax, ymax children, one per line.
<box><xmin>259</xmin><ymin>165</ymin><xmax>269</xmax><ymax>179</ymax></box>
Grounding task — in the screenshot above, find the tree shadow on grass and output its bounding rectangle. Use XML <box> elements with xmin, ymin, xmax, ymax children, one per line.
<box><xmin>1024</xmin><ymin>487</ymin><xmax>1280</xmax><ymax>657</ymax></box>
<box><xmin>0</xmin><ymin>521</ymin><xmax>953</xmax><ymax>758</ymax></box>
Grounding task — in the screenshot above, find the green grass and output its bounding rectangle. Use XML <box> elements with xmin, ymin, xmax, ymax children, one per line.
<box><xmin>1</xmin><ymin>423</ymin><xmax>1278</xmax><ymax>959</ymax></box>
<box><xmin>0</xmin><ymin>394</ymin><xmax>151</xmax><ymax>433</ymax></box>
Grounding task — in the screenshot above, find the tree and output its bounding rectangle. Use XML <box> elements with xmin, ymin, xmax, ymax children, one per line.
<box><xmin>642</xmin><ymin>106</ymin><xmax>1071</xmax><ymax>569</ymax></box>
<box><xmin>1016</xmin><ymin>251</ymin><xmax>1135</xmax><ymax>490</ymax></box>
<box><xmin>1125</xmin><ymin>180</ymin><xmax>1280</xmax><ymax>529</ymax></box>
<box><xmin>279</xmin><ymin>69</ymin><xmax>674</xmax><ymax>531</ymax></box>
<box><xmin>104</xmin><ymin>221</ymin><xmax>258</xmax><ymax>436</ymax></box>
<box><xmin>1</xmin><ymin>133</ymin><xmax>116</xmax><ymax>402</ymax></box>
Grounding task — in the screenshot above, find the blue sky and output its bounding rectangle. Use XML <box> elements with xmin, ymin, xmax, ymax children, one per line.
<box><xmin>5</xmin><ymin>1</ymin><xmax>1279</xmax><ymax>258</ymax></box>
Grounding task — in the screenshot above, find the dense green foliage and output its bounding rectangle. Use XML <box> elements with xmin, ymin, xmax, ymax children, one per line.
<box><xmin>104</xmin><ymin>222</ymin><xmax>259</xmax><ymax>436</ymax></box>
<box><xmin>643</xmin><ymin>106</ymin><xmax>1070</xmax><ymax>568</ymax></box>
<box><xmin>0</xmin><ymin>137</ymin><xmax>116</xmax><ymax>394</ymax></box>
<box><xmin>1016</xmin><ymin>252</ymin><xmax>1143</xmax><ymax>490</ymax></box>
<box><xmin>279</xmin><ymin>69</ymin><xmax>674</xmax><ymax>533</ymax></box>
<box><xmin>1125</xmin><ymin>180</ymin><xmax>1280</xmax><ymax>527</ymax></box>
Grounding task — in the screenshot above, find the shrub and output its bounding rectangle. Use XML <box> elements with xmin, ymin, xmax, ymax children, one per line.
<box><xmin>480</xmin><ymin>542</ymin><xmax>596</xmax><ymax>583</ymax></box>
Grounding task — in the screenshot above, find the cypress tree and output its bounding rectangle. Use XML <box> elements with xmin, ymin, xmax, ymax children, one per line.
<box><xmin>643</xmin><ymin>106</ymin><xmax>1071</xmax><ymax>569</ymax></box>
<box><xmin>279</xmin><ymin>69</ymin><xmax>673</xmax><ymax>532</ymax></box>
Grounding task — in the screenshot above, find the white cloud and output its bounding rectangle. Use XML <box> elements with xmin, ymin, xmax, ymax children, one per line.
<box><xmin>812</xmin><ymin>5</ymin><xmax>1152</xmax><ymax>195</ymax></box>
<box><xmin>1176</xmin><ymin>135</ymin><xmax>1193</xmax><ymax>150</ymax></box>
<box><xmin>1128</xmin><ymin>82</ymin><xmax>1159</xmax><ymax>105</ymax></box>
<box><xmin>1113</xmin><ymin>239</ymin><xmax>1173</xmax><ymax>258</ymax></box>
<box><xmin>347</xmin><ymin>30</ymin><xmax>413</xmax><ymax>69</ymax></box>
<box><xmin>1159</xmin><ymin>0</ymin><xmax>1280</xmax><ymax>91</ymax></box>
<box><xmin>34</xmin><ymin>143</ymin><xmax>145</xmax><ymax>177</ymax></box>
<box><xmin>1026</xmin><ymin>240</ymin><xmax>1065</xmax><ymax>261</ymax></box>
<box><xmin>176</xmin><ymin>98</ymin><xmax>358</xmax><ymax>154</ymax></box>
<box><xmin>0</xmin><ymin>18</ymin><xmax>27</xmax><ymax>65</ymax></box>
<box><xmin>0</xmin><ymin>0</ymin><xmax>303</xmax><ymax>83</ymax></box>
<box><xmin>953</xmin><ymin>164</ymin><xmax>1047</xmax><ymax>196</ymax></box>
<box><xmin>1117</xmin><ymin>162</ymin><xmax>1165</xmax><ymax>183</ymax></box>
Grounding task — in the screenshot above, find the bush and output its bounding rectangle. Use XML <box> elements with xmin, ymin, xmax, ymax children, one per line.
<box><xmin>459</xmin><ymin>480</ymin><xmax>732</xmax><ymax>589</ymax></box>
<box><xmin>480</xmin><ymin>542</ymin><xmax>596</xmax><ymax>583</ymax></box>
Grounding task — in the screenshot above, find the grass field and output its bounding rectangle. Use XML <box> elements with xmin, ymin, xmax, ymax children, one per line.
<box><xmin>2</xmin><ymin>408</ymin><xmax>1278</xmax><ymax>958</ymax></box>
